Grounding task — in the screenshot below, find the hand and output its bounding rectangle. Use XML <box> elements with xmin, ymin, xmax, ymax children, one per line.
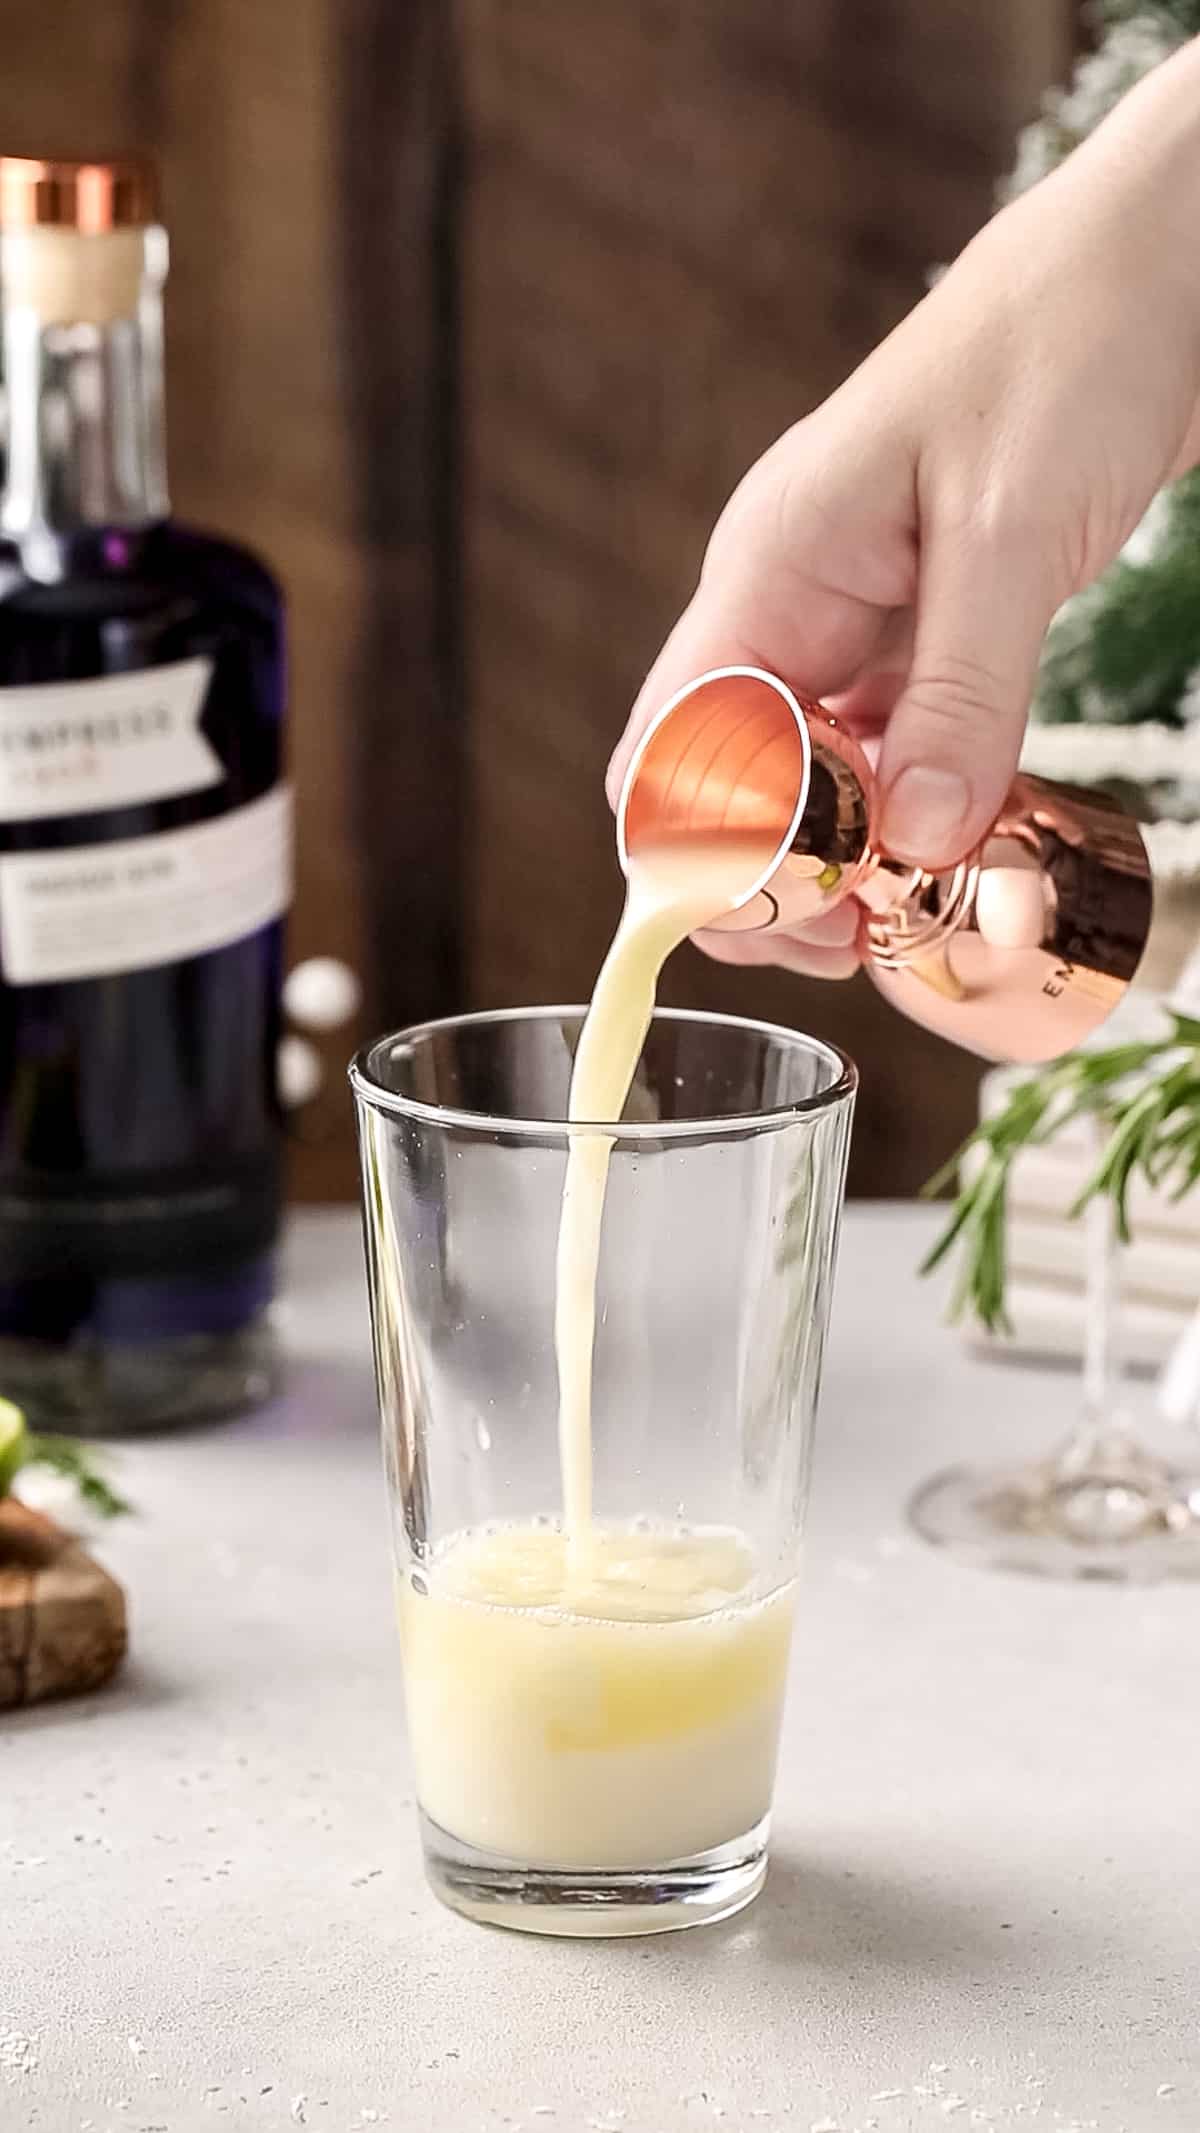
<box><xmin>608</xmin><ymin>40</ymin><xmax>1200</xmax><ymax>979</ymax></box>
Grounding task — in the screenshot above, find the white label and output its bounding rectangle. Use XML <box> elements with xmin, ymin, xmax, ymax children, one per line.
<box><xmin>0</xmin><ymin>658</ymin><xmax>221</xmax><ymax>821</ymax></box>
<box><xmin>0</xmin><ymin>784</ymin><xmax>292</xmax><ymax>984</ymax></box>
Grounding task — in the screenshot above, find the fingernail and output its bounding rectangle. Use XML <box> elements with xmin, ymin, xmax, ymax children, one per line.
<box><xmin>880</xmin><ymin>765</ymin><xmax>972</xmax><ymax>866</ymax></box>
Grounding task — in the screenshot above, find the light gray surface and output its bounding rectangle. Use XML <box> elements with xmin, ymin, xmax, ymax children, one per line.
<box><xmin>5</xmin><ymin>1206</ymin><xmax>1198</xmax><ymax>2133</ymax></box>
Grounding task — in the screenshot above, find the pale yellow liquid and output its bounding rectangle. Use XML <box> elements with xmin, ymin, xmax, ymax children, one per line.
<box><xmin>555</xmin><ymin>836</ymin><xmax>778</xmax><ymax>1565</ymax></box>
<box><xmin>404</xmin><ymin>834</ymin><xmax>795</xmax><ymax>1872</ymax></box>
<box><xmin>399</xmin><ymin>1522</ymin><xmax>793</xmax><ymax>1868</ymax></box>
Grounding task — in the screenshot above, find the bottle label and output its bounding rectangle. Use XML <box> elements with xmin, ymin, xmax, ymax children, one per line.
<box><xmin>0</xmin><ymin>783</ymin><xmax>293</xmax><ymax>985</ymax></box>
<box><xmin>0</xmin><ymin>657</ymin><xmax>220</xmax><ymax>821</ymax></box>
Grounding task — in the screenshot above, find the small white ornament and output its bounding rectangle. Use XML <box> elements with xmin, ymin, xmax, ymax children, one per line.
<box><xmin>277</xmin><ymin>1034</ymin><xmax>324</xmax><ymax>1109</ymax></box>
<box><xmin>283</xmin><ymin>956</ymin><xmax>362</xmax><ymax>1033</ymax></box>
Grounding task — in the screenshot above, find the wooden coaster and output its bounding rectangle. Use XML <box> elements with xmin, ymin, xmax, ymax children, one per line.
<box><xmin>0</xmin><ymin>1498</ymin><xmax>127</xmax><ymax>1709</ymax></box>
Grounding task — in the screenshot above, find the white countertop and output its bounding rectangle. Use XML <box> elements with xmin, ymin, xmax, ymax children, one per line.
<box><xmin>6</xmin><ymin>1207</ymin><xmax>1198</xmax><ymax>2133</ymax></box>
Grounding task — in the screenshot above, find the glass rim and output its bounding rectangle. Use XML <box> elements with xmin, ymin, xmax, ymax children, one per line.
<box><xmin>348</xmin><ymin>1003</ymin><xmax>857</xmax><ymax>1142</ymax></box>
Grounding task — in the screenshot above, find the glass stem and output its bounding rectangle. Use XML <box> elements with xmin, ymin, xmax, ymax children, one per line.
<box><xmin>1058</xmin><ymin>1117</ymin><xmax>1127</xmax><ymax>1478</ymax></box>
<box><xmin>1082</xmin><ymin>1184</ymin><xmax>1120</xmax><ymax>1424</ymax></box>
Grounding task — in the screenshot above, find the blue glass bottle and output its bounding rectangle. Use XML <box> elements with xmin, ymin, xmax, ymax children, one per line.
<box><xmin>0</xmin><ymin>158</ymin><xmax>287</xmax><ymax>1430</ymax></box>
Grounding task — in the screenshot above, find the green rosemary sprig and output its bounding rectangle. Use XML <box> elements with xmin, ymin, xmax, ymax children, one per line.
<box><xmin>21</xmin><ymin>1433</ymin><xmax>131</xmax><ymax>1519</ymax></box>
<box><xmin>921</xmin><ymin>1014</ymin><xmax>1200</xmax><ymax>1333</ymax></box>
<box><xmin>0</xmin><ymin>1397</ymin><xmax>130</xmax><ymax>1519</ymax></box>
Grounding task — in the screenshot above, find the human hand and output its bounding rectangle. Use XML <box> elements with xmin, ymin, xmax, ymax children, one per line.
<box><xmin>607</xmin><ymin>40</ymin><xmax>1200</xmax><ymax>979</ymax></box>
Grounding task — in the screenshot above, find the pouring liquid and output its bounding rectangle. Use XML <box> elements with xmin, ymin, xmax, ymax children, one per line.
<box><xmin>555</xmin><ymin>835</ymin><xmax>779</xmax><ymax>1569</ymax></box>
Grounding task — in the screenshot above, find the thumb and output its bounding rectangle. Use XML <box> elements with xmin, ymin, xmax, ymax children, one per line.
<box><xmin>877</xmin><ymin>523</ymin><xmax>1058</xmax><ymax>868</ymax></box>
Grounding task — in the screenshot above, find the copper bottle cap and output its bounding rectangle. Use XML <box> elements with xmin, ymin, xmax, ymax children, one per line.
<box><xmin>617</xmin><ymin>666</ymin><xmax>1153</xmax><ymax>1067</ymax></box>
<box><xmin>0</xmin><ymin>155</ymin><xmax>159</xmax><ymax>233</ymax></box>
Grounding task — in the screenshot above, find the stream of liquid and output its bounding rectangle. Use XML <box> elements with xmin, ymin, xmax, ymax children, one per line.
<box><xmin>554</xmin><ymin>835</ymin><xmax>778</xmax><ymax>1573</ymax></box>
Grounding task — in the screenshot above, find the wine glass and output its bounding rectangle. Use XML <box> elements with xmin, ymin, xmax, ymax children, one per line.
<box><xmin>910</xmin><ymin>1112</ymin><xmax>1200</xmax><ymax>1581</ymax></box>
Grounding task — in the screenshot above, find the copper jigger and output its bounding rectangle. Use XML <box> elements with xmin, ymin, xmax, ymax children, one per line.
<box><xmin>617</xmin><ymin>666</ymin><xmax>1153</xmax><ymax>1066</ymax></box>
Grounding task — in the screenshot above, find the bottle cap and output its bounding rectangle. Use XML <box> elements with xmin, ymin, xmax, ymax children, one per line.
<box><xmin>0</xmin><ymin>156</ymin><xmax>158</xmax><ymax>233</ymax></box>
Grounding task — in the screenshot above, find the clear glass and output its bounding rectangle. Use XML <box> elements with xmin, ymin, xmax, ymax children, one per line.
<box><xmin>911</xmin><ymin>1113</ymin><xmax>1200</xmax><ymax>1580</ymax></box>
<box><xmin>351</xmin><ymin>1006</ymin><xmax>855</xmax><ymax>1936</ymax></box>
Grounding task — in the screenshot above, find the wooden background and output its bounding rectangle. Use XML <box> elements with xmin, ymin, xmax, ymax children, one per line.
<box><xmin>2</xmin><ymin>0</ymin><xmax>1075</xmax><ymax>1200</ymax></box>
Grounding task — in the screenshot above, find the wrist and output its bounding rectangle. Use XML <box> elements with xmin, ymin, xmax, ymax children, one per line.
<box><xmin>1071</xmin><ymin>40</ymin><xmax>1200</xmax><ymax>446</ymax></box>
